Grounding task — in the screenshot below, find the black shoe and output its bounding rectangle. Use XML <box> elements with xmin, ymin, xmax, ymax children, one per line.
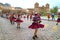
<box><xmin>18</xmin><ymin>27</ymin><xmax>20</xmax><ymax>29</ymax></box>
<box><xmin>35</xmin><ymin>35</ymin><xmax>38</xmax><ymax>38</ymax></box>
<box><xmin>33</xmin><ymin>36</ymin><xmax>35</xmax><ymax>39</ymax></box>
<box><xmin>56</xmin><ymin>23</ymin><xmax>58</xmax><ymax>25</ymax></box>
<box><xmin>17</xmin><ymin>27</ymin><xmax>20</xmax><ymax>29</ymax></box>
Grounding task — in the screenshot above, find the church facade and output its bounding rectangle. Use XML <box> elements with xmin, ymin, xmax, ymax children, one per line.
<box><xmin>0</xmin><ymin>2</ymin><xmax>50</xmax><ymax>14</ymax></box>
<box><xmin>27</xmin><ymin>2</ymin><xmax>50</xmax><ymax>14</ymax></box>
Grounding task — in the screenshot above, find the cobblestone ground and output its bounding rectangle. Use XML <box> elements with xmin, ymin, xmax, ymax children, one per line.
<box><xmin>0</xmin><ymin>17</ymin><xmax>60</xmax><ymax>40</ymax></box>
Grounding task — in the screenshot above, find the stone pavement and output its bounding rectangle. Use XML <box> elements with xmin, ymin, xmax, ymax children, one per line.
<box><xmin>0</xmin><ymin>17</ymin><xmax>60</xmax><ymax>40</ymax></box>
<box><xmin>41</xmin><ymin>16</ymin><xmax>57</xmax><ymax>21</ymax></box>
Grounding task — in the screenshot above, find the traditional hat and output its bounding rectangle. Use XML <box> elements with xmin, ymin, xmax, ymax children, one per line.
<box><xmin>58</xmin><ymin>8</ymin><xmax>60</xmax><ymax>12</ymax></box>
<box><xmin>34</xmin><ymin>12</ymin><xmax>38</xmax><ymax>15</ymax></box>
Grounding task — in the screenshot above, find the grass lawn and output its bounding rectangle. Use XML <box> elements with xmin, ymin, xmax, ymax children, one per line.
<box><xmin>55</xmin><ymin>15</ymin><xmax>58</xmax><ymax>18</ymax></box>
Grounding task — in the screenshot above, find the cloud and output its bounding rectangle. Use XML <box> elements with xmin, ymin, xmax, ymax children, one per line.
<box><xmin>0</xmin><ymin>0</ymin><xmax>60</xmax><ymax>8</ymax></box>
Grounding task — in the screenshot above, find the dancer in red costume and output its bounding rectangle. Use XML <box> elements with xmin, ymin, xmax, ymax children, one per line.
<box><xmin>56</xmin><ymin>12</ymin><xmax>60</xmax><ymax>25</ymax></box>
<box><xmin>9</xmin><ymin>13</ymin><xmax>16</xmax><ymax>24</ymax></box>
<box><xmin>29</xmin><ymin>12</ymin><xmax>44</xmax><ymax>39</ymax></box>
<box><xmin>24</xmin><ymin>14</ymin><xmax>26</xmax><ymax>19</ymax></box>
<box><xmin>30</xmin><ymin>14</ymin><xmax>32</xmax><ymax>21</ymax></box>
<box><xmin>15</xmin><ymin>14</ymin><xmax>23</xmax><ymax>29</ymax></box>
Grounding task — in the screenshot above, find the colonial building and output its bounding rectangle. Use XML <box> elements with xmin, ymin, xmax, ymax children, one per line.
<box><xmin>0</xmin><ymin>2</ymin><xmax>50</xmax><ymax>14</ymax></box>
<box><xmin>27</xmin><ymin>2</ymin><xmax>50</xmax><ymax>14</ymax></box>
<box><xmin>0</xmin><ymin>3</ymin><xmax>22</xmax><ymax>14</ymax></box>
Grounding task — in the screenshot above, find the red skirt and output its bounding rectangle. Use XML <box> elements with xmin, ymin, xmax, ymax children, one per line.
<box><xmin>29</xmin><ymin>23</ymin><xmax>44</xmax><ymax>29</ymax></box>
<box><xmin>15</xmin><ymin>20</ymin><xmax>23</xmax><ymax>22</ymax></box>
<box><xmin>24</xmin><ymin>16</ymin><xmax>26</xmax><ymax>18</ymax></box>
<box><xmin>57</xmin><ymin>18</ymin><xmax>60</xmax><ymax>22</ymax></box>
<box><xmin>9</xmin><ymin>17</ymin><xmax>16</xmax><ymax>21</ymax></box>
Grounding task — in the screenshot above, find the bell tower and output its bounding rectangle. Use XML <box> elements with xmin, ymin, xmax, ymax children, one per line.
<box><xmin>34</xmin><ymin>2</ymin><xmax>39</xmax><ymax>8</ymax></box>
<box><xmin>46</xmin><ymin>3</ymin><xmax>49</xmax><ymax>13</ymax></box>
<box><xmin>46</xmin><ymin>3</ymin><xmax>49</xmax><ymax>8</ymax></box>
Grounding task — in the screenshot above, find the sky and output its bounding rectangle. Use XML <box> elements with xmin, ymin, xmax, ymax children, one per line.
<box><xmin>0</xmin><ymin>0</ymin><xmax>60</xmax><ymax>8</ymax></box>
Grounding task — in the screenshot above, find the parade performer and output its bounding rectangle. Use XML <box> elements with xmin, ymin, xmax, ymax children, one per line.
<box><xmin>27</xmin><ymin>14</ymin><xmax>29</xmax><ymax>20</ymax></box>
<box><xmin>23</xmin><ymin>14</ymin><xmax>26</xmax><ymax>19</ymax></box>
<box><xmin>56</xmin><ymin>12</ymin><xmax>60</xmax><ymax>25</ymax></box>
<box><xmin>9</xmin><ymin>13</ymin><xmax>16</xmax><ymax>24</ymax></box>
<box><xmin>15</xmin><ymin>14</ymin><xmax>23</xmax><ymax>29</ymax></box>
<box><xmin>30</xmin><ymin>14</ymin><xmax>32</xmax><ymax>21</ymax></box>
<box><xmin>29</xmin><ymin>12</ymin><xmax>44</xmax><ymax>39</ymax></box>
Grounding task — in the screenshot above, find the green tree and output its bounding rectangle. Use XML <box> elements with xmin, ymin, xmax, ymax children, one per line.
<box><xmin>50</xmin><ymin>6</ymin><xmax>58</xmax><ymax>15</ymax></box>
<box><xmin>40</xmin><ymin>11</ymin><xmax>47</xmax><ymax>16</ymax></box>
<box><xmin>50</xmin><ymin>9</ymin><xmax>54</xmax><ymax>13</ymax></box>
<box><xmin>53</xmin><ymin>6</ymin><xmax>58</xmax><ymax>15</ymax></box>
